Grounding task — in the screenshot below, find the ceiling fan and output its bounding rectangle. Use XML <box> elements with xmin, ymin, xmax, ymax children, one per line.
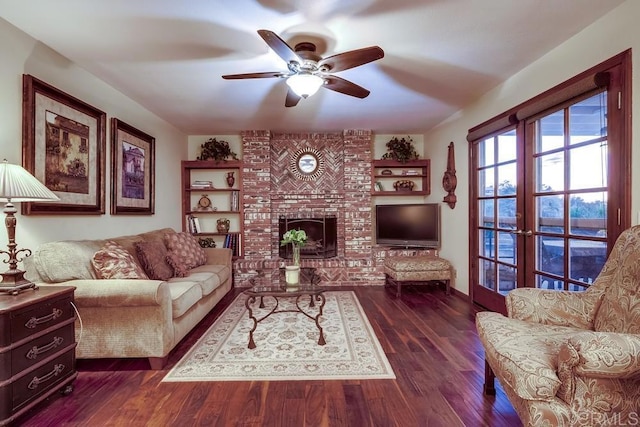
<box><xmin>222</xmin><ymin>29</ymin><xmax>384</xmax><ymax>107</ymax></box>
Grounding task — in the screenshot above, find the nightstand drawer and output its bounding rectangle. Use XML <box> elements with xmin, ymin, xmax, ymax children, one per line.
<box><xmin>1</xmin><ymin>347</ymin><xmax>76</xmax><ymax>416</ymax></box>
<box><xmin>10</xmin><ymin>294</ymin><xmax>74</xmax><ymax>343</ymax></box>
<box><xmin>12</xmin><ymin>324</ymin><xmax>75</xmax><ymax>377</ymax></box>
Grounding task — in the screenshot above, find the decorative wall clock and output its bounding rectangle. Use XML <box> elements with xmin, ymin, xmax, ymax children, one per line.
<box><xmin>290</xmin><ymin>148</ymin><xmax>324</xmax><ymax>181</ymax></box>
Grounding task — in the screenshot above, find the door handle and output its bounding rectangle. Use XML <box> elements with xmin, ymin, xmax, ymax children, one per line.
<box><xmin>509</xmin><ymin>229</ymin><xmax>533</xmax><ymax>237</ymax></box>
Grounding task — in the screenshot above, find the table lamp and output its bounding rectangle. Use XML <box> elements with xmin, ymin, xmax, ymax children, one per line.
<box><xmin>0</xmin><ymin>159</ymin><xmax>59</xmax><ymax>295</ymax></box>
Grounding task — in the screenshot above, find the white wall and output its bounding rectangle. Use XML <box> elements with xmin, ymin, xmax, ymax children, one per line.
<box><xmin>0</xmin><ymin>18</ymin><xmax>188</xmax><ymax>255</ymax></box>
<box><xmin>424</xmin><ymin>0</ymin><xmax>640</xmax><ymax>296</ymax></box>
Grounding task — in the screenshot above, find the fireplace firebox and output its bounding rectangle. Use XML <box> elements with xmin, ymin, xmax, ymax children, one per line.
<box><xmin>279</xmin><ymin>215</ymin><xmax>337</xmax><ymax>259</ymax></box>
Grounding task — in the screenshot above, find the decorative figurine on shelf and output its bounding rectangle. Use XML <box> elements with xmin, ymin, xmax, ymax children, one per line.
<box><xmin>442</xmin><ymin>141</ymin><xmax>458</xmax><ymax>209</ymax></box>
<box><xmin>197</xmin><ymin>138</ymin><xmax>238</xmax><ymax>162</ymax></box>
<box><xmin>280</xmin><ymin>228</ymin><xmax>308</xmax><ymax>286</ymax></box>
<box><xmin>381</xmin><ymin>136</ymin><xmax>419</xmax><ymax>163</ymax></box>
<box><xmin>198</xmin><ymin>237</ymin><xmax>217</xmax><ymax>248</ymax></box>
<box><xmin>393</xmin><ymin>180</ymin><xmax>415</xmax><ymax>191</ymax></box>
<box><xmin>226</xmin><ymin>171</ymin><xmax>235</xmax><ymax>188</ymax></box>
<box><xmin>216</xmin><ymin>218</ymin><xmax>230</xmax><ymax>233</ymax></box>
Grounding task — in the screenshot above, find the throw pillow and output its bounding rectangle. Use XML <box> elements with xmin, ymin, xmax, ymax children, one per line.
<box><xmin>91</xmin><ymin>241</ymin><xmax>148</xmax><ymax>279</ymax></box>
<box><xmin>166</xmin><ymin>251</ymin><xmax>190</xmax><ymax>278</ymax></box>
<box><xmin>164</xmin><ymin>232</ymin><xmax>207</xmax><ymax>273</ymax></box>
<box><xmin>135</xmin><ymin>240</ymin><xmax>174</xmax><ymax>281</ymax></box>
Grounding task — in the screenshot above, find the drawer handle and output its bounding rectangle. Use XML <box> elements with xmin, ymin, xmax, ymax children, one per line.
<box><xmin>26</xmin><ymin>336</ymin><xmax>64</xmax><ymax>360</ymax></box>
<box><xmin>28</xmin><ymin>364</ymin><xmax>65</xmax><ymax>390</ymax></box>
<box><xmin>25</xmin><ymin>308</ymin><xmax>63</xmax><ymax>329</ymax></box>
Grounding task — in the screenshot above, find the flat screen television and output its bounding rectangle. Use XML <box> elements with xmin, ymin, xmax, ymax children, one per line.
<box><xmin>375</xmin><ymin>203</ymin><xmax>441</xmax><ymax>249</ymax></box>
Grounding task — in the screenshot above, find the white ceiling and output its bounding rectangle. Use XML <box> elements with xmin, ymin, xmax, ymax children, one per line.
<box><xmin>0</xmin><ymin>0</ymin><xmax>624</xmax><ymax>134</ymax></box>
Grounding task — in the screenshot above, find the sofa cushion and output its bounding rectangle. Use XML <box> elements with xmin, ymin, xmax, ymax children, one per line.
<box><xmin>165</xmin><ymin>279</ymin><xmax>203</xmax><ymax>318</ymax></box>
<box><xmin>476</xmin><ymin>311</ymin><xmax>580</xmax><ymax>401</ymax></box>
<box><xmin>135</xmin><ymin>240</ymin><xmax>174</xmax><ymax>281</ymax></box>
<box><xmin>91</xmin><ymin>241</ymin><xmax>149</xmax><ymax>280</ymax></box>
<box><xmin>32</xmin><ymin>239</ymin><xmax>103</xmax><ymax>282</ymax></box>
<box><xmin>165</xmin><ymin>232</ymin><xmax>207</xmax><ymax>272</ymax></box>
<box><xmin>190</xmin><ymin>264</ymin><xmax>232</xmax><ymax>295</ymax></box>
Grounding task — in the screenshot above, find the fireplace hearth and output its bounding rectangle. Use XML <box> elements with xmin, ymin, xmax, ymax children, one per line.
<box><xmin>279</xmin><ymin>215</ymin><xmax>337</xmax><ymax>259</ymax></box>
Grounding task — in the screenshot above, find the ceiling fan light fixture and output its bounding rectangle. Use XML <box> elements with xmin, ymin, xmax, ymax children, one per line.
<box><xmin>286</xmin><ymin>73</ymin><xmax>324</xmax><ymax>98</ymax></box>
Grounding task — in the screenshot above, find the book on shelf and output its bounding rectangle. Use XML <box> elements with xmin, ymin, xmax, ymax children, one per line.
<box><xmin>223</xmin><ymin>233</ymin><xmax>240</xmax><ymax>257</ymax></box>
<box><xmin>230</xmin><ymin>190</ymin><xmax>240</xmax><ymax>211</ymax></box>
<box><xmin>186</xmin><ymin>215</ymin><xmax>201</xmax><ymax>234</ymax></box>
<box><xmin>191</xmin><ymin>180</ymin><xmax>214</xmax><ymax>189</ymax></box>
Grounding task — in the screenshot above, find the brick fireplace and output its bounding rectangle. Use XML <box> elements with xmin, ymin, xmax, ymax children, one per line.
<box><xmin>233</xmin><ymin>130</ymin><xmax>434</xmax><ymax>287</ymax></box>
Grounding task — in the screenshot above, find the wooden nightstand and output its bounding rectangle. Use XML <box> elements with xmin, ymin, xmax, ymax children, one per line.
<box><xmin>0</xmin><ymin>286</ymin><xmax>77</xmax><ymax>426</ymax></box>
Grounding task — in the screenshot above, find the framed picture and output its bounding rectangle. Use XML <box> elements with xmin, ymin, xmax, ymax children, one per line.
<box><xmin>110</xmin><ymin>118</ymin><xmax>155</xmax><ymax>215</ymax></box>
<box><xmin>22</xmin><ymin>75</ymin><xmax>107</xmax><ymax>214</ymax></box>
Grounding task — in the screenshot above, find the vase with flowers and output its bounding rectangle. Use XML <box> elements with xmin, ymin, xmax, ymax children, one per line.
<box><xmin>280</xmin><ymin>228</ymin><xmax>307</xmax><ymax>285</ymax></box>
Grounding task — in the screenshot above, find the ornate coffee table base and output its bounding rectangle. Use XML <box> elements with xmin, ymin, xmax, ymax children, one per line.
<box><xmin>244</xmin><ymin>292</ymin><xmax>326</xmax><ymax>349</ymax></box>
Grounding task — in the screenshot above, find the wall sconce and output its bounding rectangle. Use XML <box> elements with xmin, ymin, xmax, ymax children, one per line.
<box><xmin>442</xmin><ymin>142</ymin><xmax>457</xmax><ymax>209</ymax></box>
<box><xmin>0</xmin><ymin>159</ymin><xmax>59</xmax><ymax>295</ymax></box>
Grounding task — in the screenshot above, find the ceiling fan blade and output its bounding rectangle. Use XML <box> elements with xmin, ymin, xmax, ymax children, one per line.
<box><xmin>257</xmin><ymin>29</ymin><xmax>302</xmax><ymax>65</ymax></box>
<box><xmin>323</xmin><ymin>76</ymin><xmax>370</xmax><ymax>98</ymax></box>
<box><xmin>285</xmin><ymin>88</ymin><xmax>302</xmax><ymax>107</ymax></box>
<box><xmin>319</xmin><ymin>46</ymin><xmax>384</xmax><ymax>73</ymax></box>
<box><xmin>222</xmin><ymin>71</ymin><xmax>286</xmax><ymax>80</ymax></box>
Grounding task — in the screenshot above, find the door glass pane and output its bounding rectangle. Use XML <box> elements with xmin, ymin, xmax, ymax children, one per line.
<box><xmin>480</xmin><ymin>138</ymin><xmax>495</xmax><ymax>167</ymax></box>
<box><xmin>497</xmin><ymin>131</ymin><xmax>517</xmax><ymax>163</ymax></box>
<box><xmin>568</xmin><ymin>239</ymin><xmax>606</xmax><ymax>284</ymax></box>
<box><xmin>498</xmin><ymin>264</ymin><xmax>516</xmax><ymax>294</ymax></box>
<box><xmin>496</xmin><ymin>163</ymin><xmax>516</xmax><ymax>195</ymax></box>
<box><xmin>569</xmin><ymin>143</ymin><xmax>607</xmax><ymax>190</ymax></box>
<box><xmin>479</xmin><ymin>199</ymin><xmax>495</xmax><ymax>227</ymax></box>
<box><xmin>569</xmin><ymin>192</ymin><xmax>607</xmax><ymax>236</ymax></box>
<box><xmin>479</xmin><ymin>168</ymin><xmax>495</xmax><ymax>196</ymax></box>
<box><xmin>536</xmin><ymin>152</ymin><xmax>564</xmax><ymax>192</ymax></box>
<box><xmin>497</xmin><ymin>231</ymin><xmax>515</xmax><ymax>263</ymax></box>
<box><xmin>537</xmin><ymin>111</ymin><xmax>564</xmax><ymax>152</ymax></box>
<box><xmin>569</xmin><ymin>93</ymin><xmax>607</xmax><ymax>143</ymax></box>
<box><xmin>497</xmin><ymin>197</ymin><xmax>516</xmax><ymax>228</ymax></box>
<box><xmin>538</xmin><ymin>236</ymin><xmax>564</xmax><ymax>276</ymax></box>
<box><xmin>536</xmin><ymin>274</ymin><xmax>563</xmax><ymax>290</ymax></box>
<box><xmin>480</xmin><ymin>259</ymin><xmax>496</xmax><ymax>290</ymax></box>
<box><xmin>536</xmin><ymin>194</ymin><xmax>564</xmax><ymax>234</ymax></box>
<box><xmin>480</xmin><ymin>229</ymin><xmax>495</xmax><ymax>258</ymax></box>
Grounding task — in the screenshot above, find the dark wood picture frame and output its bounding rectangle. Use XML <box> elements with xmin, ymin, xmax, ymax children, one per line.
<box><xmin>110</xmin><ymin>118</ymin><xmax>155</xmax><ymax>215</ymax></box>
<box><xmin>22</xmin><ymin>74</ymin><xmax>107</xmax><ymax>215</ymax></box>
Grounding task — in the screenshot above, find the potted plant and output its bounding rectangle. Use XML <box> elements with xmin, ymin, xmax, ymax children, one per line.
<box><xmin>381</xmin><ymin>136</ymin><xmax>419</xmax><ymax>163</ymax></box>
<box><xmin>197</xmin><ymin>138</ymin><xmax>238</xmax><ymax>162</ymax></box>
<box><xmin>280</xmin><ymin>229</ymin><xmax>307</xmax><ymax>285</ymax></box>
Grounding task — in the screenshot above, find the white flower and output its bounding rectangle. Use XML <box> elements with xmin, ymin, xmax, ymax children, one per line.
<box><xmin>280</xmin><ymin>229</ymin><xmax>308</xmax><ymax>246</ymax></box>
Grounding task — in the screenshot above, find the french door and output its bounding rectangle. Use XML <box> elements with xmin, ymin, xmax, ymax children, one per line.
<box><xmin>470</xmin><ymin>52</ymin><xmax>630</xmax><ymax>313</ymax></box>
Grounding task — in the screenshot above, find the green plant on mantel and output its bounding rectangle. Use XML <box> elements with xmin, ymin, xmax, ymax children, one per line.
<box><xmin>381</xmin><ymin>136</ymin><xmax>419</xmax><ymax>163</ymax></box>
<box><xmin>197</xmin><ymin>138</ymin><xmax>238</xmax><ymax>162</ymax></box>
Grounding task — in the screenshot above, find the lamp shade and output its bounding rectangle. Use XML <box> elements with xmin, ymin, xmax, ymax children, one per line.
<box><xmin>286</xmin><ymin>73</ymin><xmax>324</xmax><ymax>98</ymax></box>
<box><xmin>0</xmin><ymin>160</ymin><xmax>59</xmax><ymax>202</ymax></box>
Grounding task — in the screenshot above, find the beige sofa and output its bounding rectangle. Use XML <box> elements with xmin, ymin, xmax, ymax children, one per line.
<box><xmin>24</xmin><ymin>228</ymin><xmax>233</xmax><ymax>369</ymax></box>
<box><xmin>476</xmin><ymin>225</ymin><xmax>640</xmax><ymax>426</ymax></box>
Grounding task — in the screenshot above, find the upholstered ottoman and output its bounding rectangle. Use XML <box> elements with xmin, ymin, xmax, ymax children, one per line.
<box><xmin>384</xmin><ymin>256</ymin><xmax>454</xmax><ymax>297</ymax></box>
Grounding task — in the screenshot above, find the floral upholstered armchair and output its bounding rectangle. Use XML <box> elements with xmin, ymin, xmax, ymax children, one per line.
<box><xmin>476</xmin><ymin>225</ymin><xmax>640</xmax><ymax>426</ymax></box>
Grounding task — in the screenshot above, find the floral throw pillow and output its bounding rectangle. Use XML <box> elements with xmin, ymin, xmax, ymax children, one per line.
<box><xmin>91</xmin><ymin>241</ymin><xmax>148</xmax><ymax>279</ymax></box>
<box><xmin>135</xmin><ymin>240</ymin><xmax>174</xmax><ymax>281</ymax></box>
<box><xmin>164</xmin><ymin>232</ymin><xmax>207</xmax><ymax>275</ymax></box>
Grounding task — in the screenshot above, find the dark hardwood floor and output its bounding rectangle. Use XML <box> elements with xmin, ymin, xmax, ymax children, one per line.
<box><xmin>17</xmin><ymin>285</ymin><xmax>521</xmax><ymax>427</ymax></box>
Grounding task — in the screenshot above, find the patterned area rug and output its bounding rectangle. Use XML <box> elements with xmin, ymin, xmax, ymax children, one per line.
<box><xmin>163</xmin><ymin>291</ymin><xmax>395</xmax><ymax>382</ymax></box>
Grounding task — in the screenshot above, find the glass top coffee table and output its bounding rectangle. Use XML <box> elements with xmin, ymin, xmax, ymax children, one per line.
<box><xmin>244</xmin><ymin>268</ymin><xmax>325</xmax><ymax>349</ymax></box>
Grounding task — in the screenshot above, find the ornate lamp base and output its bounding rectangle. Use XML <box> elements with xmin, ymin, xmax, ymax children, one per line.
<box><xmin>0</xmin><ymin>269</ymin><xmax>38</xmax><ymax>295</ymax></box>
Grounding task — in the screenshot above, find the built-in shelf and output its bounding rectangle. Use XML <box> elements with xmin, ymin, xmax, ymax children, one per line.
<box><xmin>371</xmin><ymin>159</ymin><xmax>430</xmax><ymax>196</ymax></box>
<box><xmin>181</xmin><ymin>160</ymin><xmax>243</xmax><ymax>257</ymax></box>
